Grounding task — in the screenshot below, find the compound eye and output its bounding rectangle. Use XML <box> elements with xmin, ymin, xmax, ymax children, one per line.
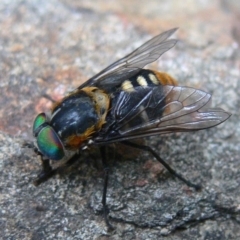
<box><xmin>37</xmin><ymin>126</ymin><xmax>64</xmax><ymax>160</ymax></box>
<box><xmin>33</xmin><ymin>113</ymin><xmax>47</xmax><ymax>134</ymax></box>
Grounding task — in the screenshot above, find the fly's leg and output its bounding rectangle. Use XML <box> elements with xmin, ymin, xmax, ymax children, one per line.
<box><xmin>33</xmin><ymin>153</ymin><xmax>82</xmax><ymax>186</ymax></box>
<box><xmin>100</xmin><ymin>146</ymin><xmax>114</xmax><ymax>230</ymax></box>
<box><xmin>33</xmin><ymin>156</ymin><xmax>56</xmax><ymax>186</ymax></box>
<box><xmin>122</xmin><ymin>141</ymin><xmax>201</xmax><ymax>191</ymax></box>
<box><xmin>22</xmin><ymin>142</ymin><xmax>54</xmax><ymax>186</ymax></box>
<box><xmin>22</xmin><ymin>140</ymin><xmax>80</xmax><ymax>186</ymax></box>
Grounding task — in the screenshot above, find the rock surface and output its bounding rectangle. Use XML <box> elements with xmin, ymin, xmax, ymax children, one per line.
<box><xmin>0</xmin><ymin>0</ymin><xmax>240</xmax><ymax>239</ymax></box>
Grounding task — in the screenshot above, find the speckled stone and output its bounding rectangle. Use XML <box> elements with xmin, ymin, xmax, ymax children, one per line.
<box><xmin>0</xmin><ymin>1</ymin><xmax>239</xmax><ymax>239</ymax></box>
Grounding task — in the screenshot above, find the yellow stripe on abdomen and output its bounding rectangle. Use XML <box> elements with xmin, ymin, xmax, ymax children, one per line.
<box><xmin>148</xmin><ymin>73</ymin><xmax>159</xmax><ymax>85</ymax></box>
<box><xmin>137</xmin><ymin>76</ymin><xmax>148</xmax><ymax>86</ymax></box>
<box><xmin>121</xmin><ymin>80</ymin><xmax>135</xmax><ymax>92</ymax></box>
<box><xmin>120</xmin><ymin>69</ymin><xmax>177</xmax><ymax>92</ymax></box>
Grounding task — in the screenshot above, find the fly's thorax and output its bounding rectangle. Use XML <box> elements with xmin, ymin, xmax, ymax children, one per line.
<box><xmin>49</xmin><ymin>87</ymin><xmax>109</xmax><ymax>150</ymax></box>
<box><xmin>81</xmin><ymin>87</ymin><xmax>110</xmax><ymax>129</ymax></box>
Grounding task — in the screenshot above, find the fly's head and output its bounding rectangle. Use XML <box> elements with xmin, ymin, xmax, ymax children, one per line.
<box><xmin>33</xmin><ymin>112</ymin><xmax>65</xmax><ymax>161</ymax></box>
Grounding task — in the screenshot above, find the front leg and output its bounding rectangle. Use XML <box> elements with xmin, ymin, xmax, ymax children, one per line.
<box><xmin>23</xmin><ymin>142</ymin><xmax>81</xmax><ymax>186</ymax></box>
<box><xmin>33</xmin><ymin>155</ymin><xmax>56</xmax><ymax>186</ymax></box>
<box><xmin>22</xmin><ymin>142</ymin><xmax>55</xmax><ymax>186</ymax></box>
<box><xmin>34</xmin><ymin>153</ymin><xmax>83</xmax><ymax>186</ymax></box>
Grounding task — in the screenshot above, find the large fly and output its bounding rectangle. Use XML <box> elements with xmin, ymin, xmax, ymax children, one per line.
<box><xmin>29</xmin><ymin>28</ymin><xmax>230</xmax><ymax>229</ymax></box>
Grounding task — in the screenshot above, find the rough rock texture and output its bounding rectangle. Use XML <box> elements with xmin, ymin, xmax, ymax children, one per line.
<box><xmin>0</xmin><ymin>0</ymin><xmax>239</xmax><ymax>239</ymax></box>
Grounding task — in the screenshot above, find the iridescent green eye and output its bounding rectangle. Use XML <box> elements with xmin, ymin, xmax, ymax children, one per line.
<box><xmin>33</xmin><ymin>113</ymin><xmax>47</xmax><ymax>134</ymax></box>
<box><xmin>37</xmin><ymin>126</ymin><xmax>64</xmax><ymax>160</ymax></box>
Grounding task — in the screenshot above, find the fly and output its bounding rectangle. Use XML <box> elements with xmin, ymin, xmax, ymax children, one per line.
<box><xmin>30</xmin><ymin>28</ymin><xmax>230</xmax><ymax>229</ymax></box>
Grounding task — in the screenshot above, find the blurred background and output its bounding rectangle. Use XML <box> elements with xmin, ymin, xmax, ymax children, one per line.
<box><xmin>0</xmin><ymin>1</ymin><xmax>239</xmax><ymax>239</ymax></box>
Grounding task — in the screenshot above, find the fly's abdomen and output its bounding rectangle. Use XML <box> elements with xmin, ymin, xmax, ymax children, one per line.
<box><xmin>110</xmin><ymin>69</ymin><xmax>177</xmax><ymax>133</ymax></box>
<box><xmin>120</xmin><ymin>69</ymin><xmax>177</xmax><ymax>92</ymax></box>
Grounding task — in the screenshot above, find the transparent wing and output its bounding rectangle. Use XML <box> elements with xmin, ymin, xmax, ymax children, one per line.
<box><xmin>79</xmin><ymin>28</ymin><xmax>178</xmax><ymax>90</ymax></box>
<box><xmin>94</xmin><ymin>85</ymin><xmax>230</xmax><ymax>143</ymax></box>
